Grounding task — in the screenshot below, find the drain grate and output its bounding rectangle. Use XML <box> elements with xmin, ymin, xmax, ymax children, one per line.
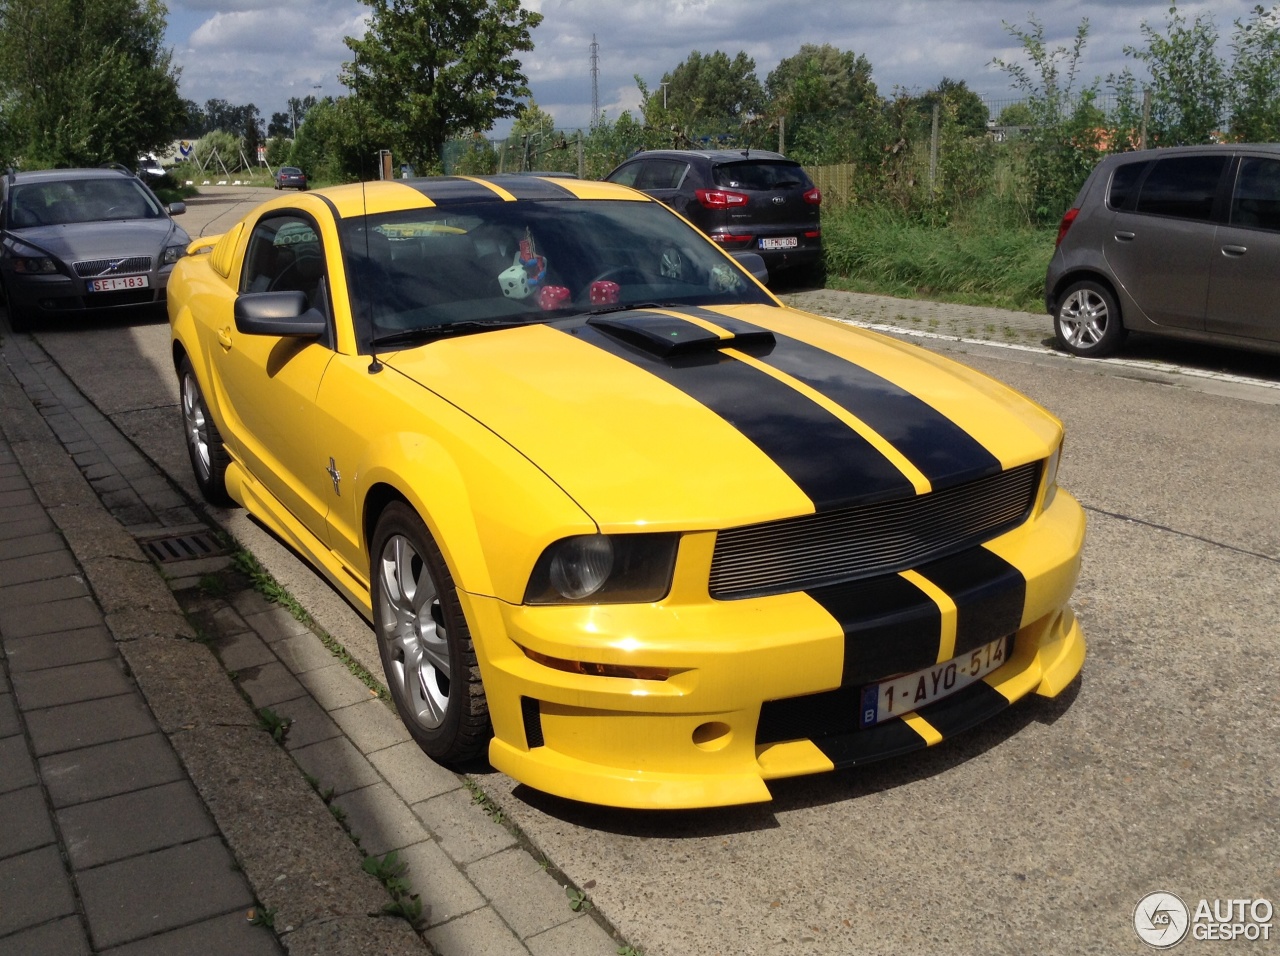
<box><xmin>141</xmin><ymin>531</ymin><xmax>226</xmax><ymax>565</ymax></box>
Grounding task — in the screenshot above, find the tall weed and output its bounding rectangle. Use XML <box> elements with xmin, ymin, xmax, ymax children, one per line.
<box><xmin>821</xmin><ymin>202</ymin><xmax>1055</xmax><ymax>312</ymax></box>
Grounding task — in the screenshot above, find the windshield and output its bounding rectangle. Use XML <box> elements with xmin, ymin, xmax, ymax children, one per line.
<box><xmin>712</xmin><ymin>161</ymin><xmax>811</xmax><ymax>190</ymax></box>
<box><xmin>9</xmin><ymin>178</ymin><xmax>164</xmax><ymax>227</ymax></box>
<box><xmin>339</xmin><ymin>198</ymin><xmax>771</xmax><ymax>344</ymax></box>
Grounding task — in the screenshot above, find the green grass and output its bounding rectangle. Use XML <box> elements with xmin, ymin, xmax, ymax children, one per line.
<box><xmin>820</xmin><ymin>203</ymin><xmax>1056</xmax><ymax>313</ymax></box>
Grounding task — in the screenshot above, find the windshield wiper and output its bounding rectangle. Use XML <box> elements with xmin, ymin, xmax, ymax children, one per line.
<box><xmin>369</xmin><ymin>318</ymin><xmax>535</xmax><ymax>348</ymax></box>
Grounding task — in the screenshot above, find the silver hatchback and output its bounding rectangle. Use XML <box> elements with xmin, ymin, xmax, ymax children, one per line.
<box><xmin>1045</xmin><ymin>144</ymin><xmax>1280</xmax><ymax>357</ymax></box>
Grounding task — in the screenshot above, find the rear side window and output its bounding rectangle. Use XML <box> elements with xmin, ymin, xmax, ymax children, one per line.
<box><xmin>1135</xmin><ymin>156</ymin><xmax>1228</xmax><ymax>221</ymax></box>
<box><xmin>1231</xmin><ymin>157</ymin><xmax>1280</xmax><ymax>232</ymax></box>
<box><xmin>634</xmin><ymin>160</ymin><xmax>687</xmax><ymax>190</ymax></box>
<box><xmin>1107</xmin><ymin>161</ymin><xmax>1147</xmax><ymax>209</ymax></box>
<box><xmin>712</xmin><ymin>162</ymin><xmax>811</xmax><ymax>190</ymax></box>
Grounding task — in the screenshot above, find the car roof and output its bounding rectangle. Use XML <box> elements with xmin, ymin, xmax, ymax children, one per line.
<box><xmin>1101</xmin><ymin>143</ymin><xmax>1280</xmax><ymax>164</ymax></box>
<box><xmin>621</xmin><ymin>149</ymin><xmax>795</xmax><ymax>164</ymax></box>
<box><xmin>9</xmin><ymin>167</ymin><xmax>139</xmax><ymax>184</ymax></box>
<box><xmin>267</xmin><ymin>175</ymin><xmax>652</xmax><ymax>220</ymax></box>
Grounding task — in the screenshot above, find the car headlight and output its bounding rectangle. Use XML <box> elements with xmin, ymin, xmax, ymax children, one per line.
<box><xmin>162</xmin><ymin>244</ymin><xmax>186</xmax><ymax>265</ymax></box>
<box><xmin>12</xmin><ymin>257</ymin><xmax>59</xmax><ymax>274</ymax></box>
<box><xmin>524</xmin><ymin>533</ymin><xmax>679</xmax><ymax>604</ymax></box>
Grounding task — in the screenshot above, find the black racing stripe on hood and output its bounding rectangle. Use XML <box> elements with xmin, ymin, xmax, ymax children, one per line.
<box><xmin>566</xmin><ymin>320</ymin><xmax>916</xmax><ymax>511</ymax></box>
<box><xmin>667</xmin><ymin>308</ymin><xmax>1001</xmax><ymax>487</ymax></box>
<box><xmin>486</xmin><ymin>175</ymin><xmax>579</xmax><ymax>200</ymax></box>
<box><xmin>916</xmin><ymin>547</ymin><xmax>1027</xmax><ymax>656</ymax></box>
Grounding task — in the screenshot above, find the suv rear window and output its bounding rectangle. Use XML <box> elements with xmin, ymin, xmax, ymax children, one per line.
<box><xmin>712</xmin><ymin>162</ymin><xmax>811</xmax><ymax>190</ymax></box>
<box><xmin>1135</xmin><ymin>156</ymin><xmax>1228</xmax><ymax>222</ymax></box>
<box><xmin>1107</xmin><ymin>161</ymin><xmax>1147</xmax><ymax>210</ymax></box>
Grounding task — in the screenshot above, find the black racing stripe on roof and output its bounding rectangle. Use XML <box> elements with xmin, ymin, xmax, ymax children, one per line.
<box><xmin>486</xmin><ymin>175</ymin><xmax>579</xmax><ymax>200</ymax></box>
<box><xmin>564</xmin><ymin>317</ymin><xmax>915</xmax><ymax>512</ymax></box>
<box><xmin>399</xmin><ymin>177</ymin><xmax>506</xmax><ymax>205</ymax></box>
<box><xmin>669</xmin><ymin>309</ymin><xmax>1001</xmax><ymax>488</ymax></box>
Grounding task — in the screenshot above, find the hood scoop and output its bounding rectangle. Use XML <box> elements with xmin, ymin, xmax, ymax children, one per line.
<box><xmin>587</xmin><ymin>310</ymin><xmax>775</xmax><ymax>358</ymax></box>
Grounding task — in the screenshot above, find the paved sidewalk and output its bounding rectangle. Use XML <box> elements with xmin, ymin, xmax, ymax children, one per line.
<box><xmin>0</xmin><ymin>327</ymin><xmax>620</xmax><ymax>954</ymax></box>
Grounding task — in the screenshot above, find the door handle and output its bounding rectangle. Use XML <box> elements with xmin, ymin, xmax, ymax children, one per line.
<box><xmin>217</xmin><ymin>326</ymin><xmax>232</xmax><ymax>349</ymax></box>
<box><xmin>1221</xmin><ymin>244</ymin><xmax>1247</xmax><ymax>257</ymax></box>
<box><xmin>1114</xmin><ymin>231</ymin><xmax>1135</xmax><ymax>241</ymax></box>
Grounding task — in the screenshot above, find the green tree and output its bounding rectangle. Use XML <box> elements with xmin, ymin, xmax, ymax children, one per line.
<box><xmin>1122</xmin><ymin>5</ymin><xmax>1228</xmax><ymax>144</ymax></box>
<box><xmin>918</xmin><ymin>78</ymin><xmax>989</xmax><ymax>136</ymax></box>
<box><xmin>643</xmin><ymin>50</ymin><xmax>763</xmax><ymax>137</ymax></box>
<box><xmin>992</xmin><ymin>17</ymin><xmax>1105</xmax><ymax>222</ymax></box>
<box><xmin>1228</xmin><ymin>4</ymin><xmax>1280</xmax><ymax>141</ymax></box>
<box><xmin>0</xmin><ymin>0</ymin><xmax>183</xmax><ymax>167</ymax></box>
<box><xmin>765</xmin><ymin>44</ymin><xmax>885</xmax><ymax>166</ymax></box>
<box><xmin>288</xmin><ymin>96</ymin><xmax>381</xmax><ymax>182</ymax></box>
<box><xmin>342</xmin><ymin>0</ymin><xmax>542</xmax><ymax>171</ymax></box>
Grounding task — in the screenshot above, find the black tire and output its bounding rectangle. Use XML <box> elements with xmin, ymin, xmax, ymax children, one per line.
<box><xmin>1054</xmin><ymin>279</ymin><xmax>1126</xmax><ymax>357</ymax></box>
<box><xmin>370</xmin><ymin>502</ymin><xmax>490</xmax><ymax>765</ymax></box>
<box><xmin>178</xmin><ymin>355</ymin><xmax>233</xmax><ymax>505</ymax></box>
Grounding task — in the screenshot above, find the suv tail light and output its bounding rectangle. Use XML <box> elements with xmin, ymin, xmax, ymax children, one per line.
<box><xmin>803</xmin><ymin>187</ymin><xmax>822</xmax><ymax>205</ymax></box>
<box><xmin>1055</xmin><ymin>208</ymin><xmax>1079</xmax><ymax>246</ymax></box>
<box><xmin>696</xmin><ymin>189</ymin><xmax>749</xmax><ymax>209</ymax></box>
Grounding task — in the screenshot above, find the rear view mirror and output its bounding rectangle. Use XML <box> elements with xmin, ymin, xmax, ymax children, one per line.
<box><xmin>731</xmin><ymin>252</ymin><xmax>769</xmax><ymax>284</ymax></box>
<box><xmin>234</xmin><ymin>291</ymin><xmax>326</xmax><ymax>337</ymax></box>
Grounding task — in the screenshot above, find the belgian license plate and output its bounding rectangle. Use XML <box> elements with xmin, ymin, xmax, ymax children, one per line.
<box><xmin>88</xmin><ymin>275</ymin><xmax>149</xmax><ymax>292</ymax></box>
<box><xmin>759</xmin><ymin>236</ymin><xmax>798</xmax><ymax>250</ymax></box>
<box><xmin>859</xmin><ymin>636</ymin><xmax>1010</xmax><ymax>728</ymax></box>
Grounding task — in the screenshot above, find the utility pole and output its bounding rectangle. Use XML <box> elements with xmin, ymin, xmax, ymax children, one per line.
<box><xmin>590</xmin><ymin>35</ymin><xmax>600</xmax><ymax>126</ymax></box>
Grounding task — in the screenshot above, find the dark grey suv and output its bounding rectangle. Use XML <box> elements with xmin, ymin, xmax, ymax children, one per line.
<box><xmin>1046</xmin><ymin>144</ymin><xmax>1280</xmax><ymax>357</ymax></box>
<box><xmin>604</xmin><ymin>149</ymin><xmax>823</xmax><ymax>281</ymax></box>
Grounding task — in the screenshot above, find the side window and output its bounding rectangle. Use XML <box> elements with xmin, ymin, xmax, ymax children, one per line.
<box><xmin>606</xmin><ymin>163</ymin><xmax>641</xmax><ymax>187</ymax></box>
<box><xmin>1135</xmin><ymin>156</ymin><xmax>1228</xmax><ymax>222</ymax></box>
<box><xmin>635</xmin><ymin>160</ymin><xmax>687</xmax><ymax>190</ymax></box>
<box><xmin>1107</xmin><ymin>161</ymin><xmax>1147</xmax><ymax>210</ymax></box>
<box><xmin>1231</xmin><ymin>157</ymin><xmax>1280</xmax><ymax>232</ymax></box>
<box><xmin>240</xmin><ymin>214</ymin><xmax>330</xmax><ymax>318</ymax></box>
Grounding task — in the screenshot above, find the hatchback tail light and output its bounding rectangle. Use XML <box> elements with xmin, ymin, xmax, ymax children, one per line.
<box><xmin>696</xmin><ymin>189</ymin><xmax>749</xmax><ymax>209</ymax></box>
<box><xmin>803</xmin><ymin>187</ymin><xmax>822</xmax><ymax>205</ymax></box>
<box><xmin>1055</xmin><ymin>208</ymin><xmax>1079</xmax><ymax>246</ymax></box>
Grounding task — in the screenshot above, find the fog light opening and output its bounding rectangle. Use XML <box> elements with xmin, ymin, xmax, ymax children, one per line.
<box><xmin>692</xmin><ymin>721</ymin><xmax>732</xmax><ymax>752</ymax></box>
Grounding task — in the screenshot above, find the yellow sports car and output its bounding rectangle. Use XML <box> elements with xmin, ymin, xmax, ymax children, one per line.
<box><xmin>168</xmin><ymin>176</ymin><xmax>1085</xmax><ymax>809</ymax></box>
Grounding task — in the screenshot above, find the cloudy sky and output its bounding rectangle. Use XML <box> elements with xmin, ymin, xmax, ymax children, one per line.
<box><xmin>165</xmin><ymin>0</ymin><xmax>1259</xmax><ymax>135</ymax></box>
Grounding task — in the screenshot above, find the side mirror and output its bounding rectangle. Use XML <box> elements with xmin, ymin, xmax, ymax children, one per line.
<box><xmin>731</xmin><ymin>252</ymin><xmax>769</xmax><ymax>285</ymax></box>
<box><xmin>168</xmin><ymin>202</ymin><xmax>186</xmax><ymax>216</ymax></box>
<box><xmin>234</xmin><ymin>291</ymin><xmax>326</xmax><ymax>337</ymax></box>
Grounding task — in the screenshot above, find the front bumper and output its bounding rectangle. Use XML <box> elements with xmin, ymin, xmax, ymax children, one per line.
<box><xmin>5</xmin><ymin>268</ymin><xmax>172</xmax><ymax>316</ymax></box>
<box><xmin>470</xmin><ymin>489</ymin><xmax>1087</xmax><ymax>809</ymax></box>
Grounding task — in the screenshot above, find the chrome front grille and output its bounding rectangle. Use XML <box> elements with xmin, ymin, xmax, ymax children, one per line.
<box><xmin>74</xmin><ymin>256</ymin><xmax>152</xmax><ymax>278</ymax></box>
<box><xmin>709</xmin><ymin>463</ymin><xmax>1041</xmax><ymax>599</ymax></box>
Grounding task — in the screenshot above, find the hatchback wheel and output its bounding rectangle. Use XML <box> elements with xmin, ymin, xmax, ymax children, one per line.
<box><xmin>371</xmin><ymin>502</ymin><xmax>490</xmax><ymax>765</ymax></box>
<box><xmin>179</xmin><ymin>356</ymin><xmax>232</xmax><ymax>504</ymax></box>
<box><xmin>1054</xmin><ymin>280</ymin><xmax>1125</xmax><ymax>357</ymax></box>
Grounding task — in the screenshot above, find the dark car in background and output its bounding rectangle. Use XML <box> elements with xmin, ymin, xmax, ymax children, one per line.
<box><xmin>275</xmin><ymin>166</ymin><xmax>308</xmax><ymax>190</ymax></box>
<box><xmin>604</xmin><ymin>149</ymin><xmax>823</xmax><ymax>282</ymax></box>
<box><xmin>1046</xmin><ymin>144</ymin><xmax>1280</xmax><ymax>357</ymax></box>
<box><xmin>0</xmin><ymin>167</ymin><xmax>190</xmax><ymax>332</ymax></box>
